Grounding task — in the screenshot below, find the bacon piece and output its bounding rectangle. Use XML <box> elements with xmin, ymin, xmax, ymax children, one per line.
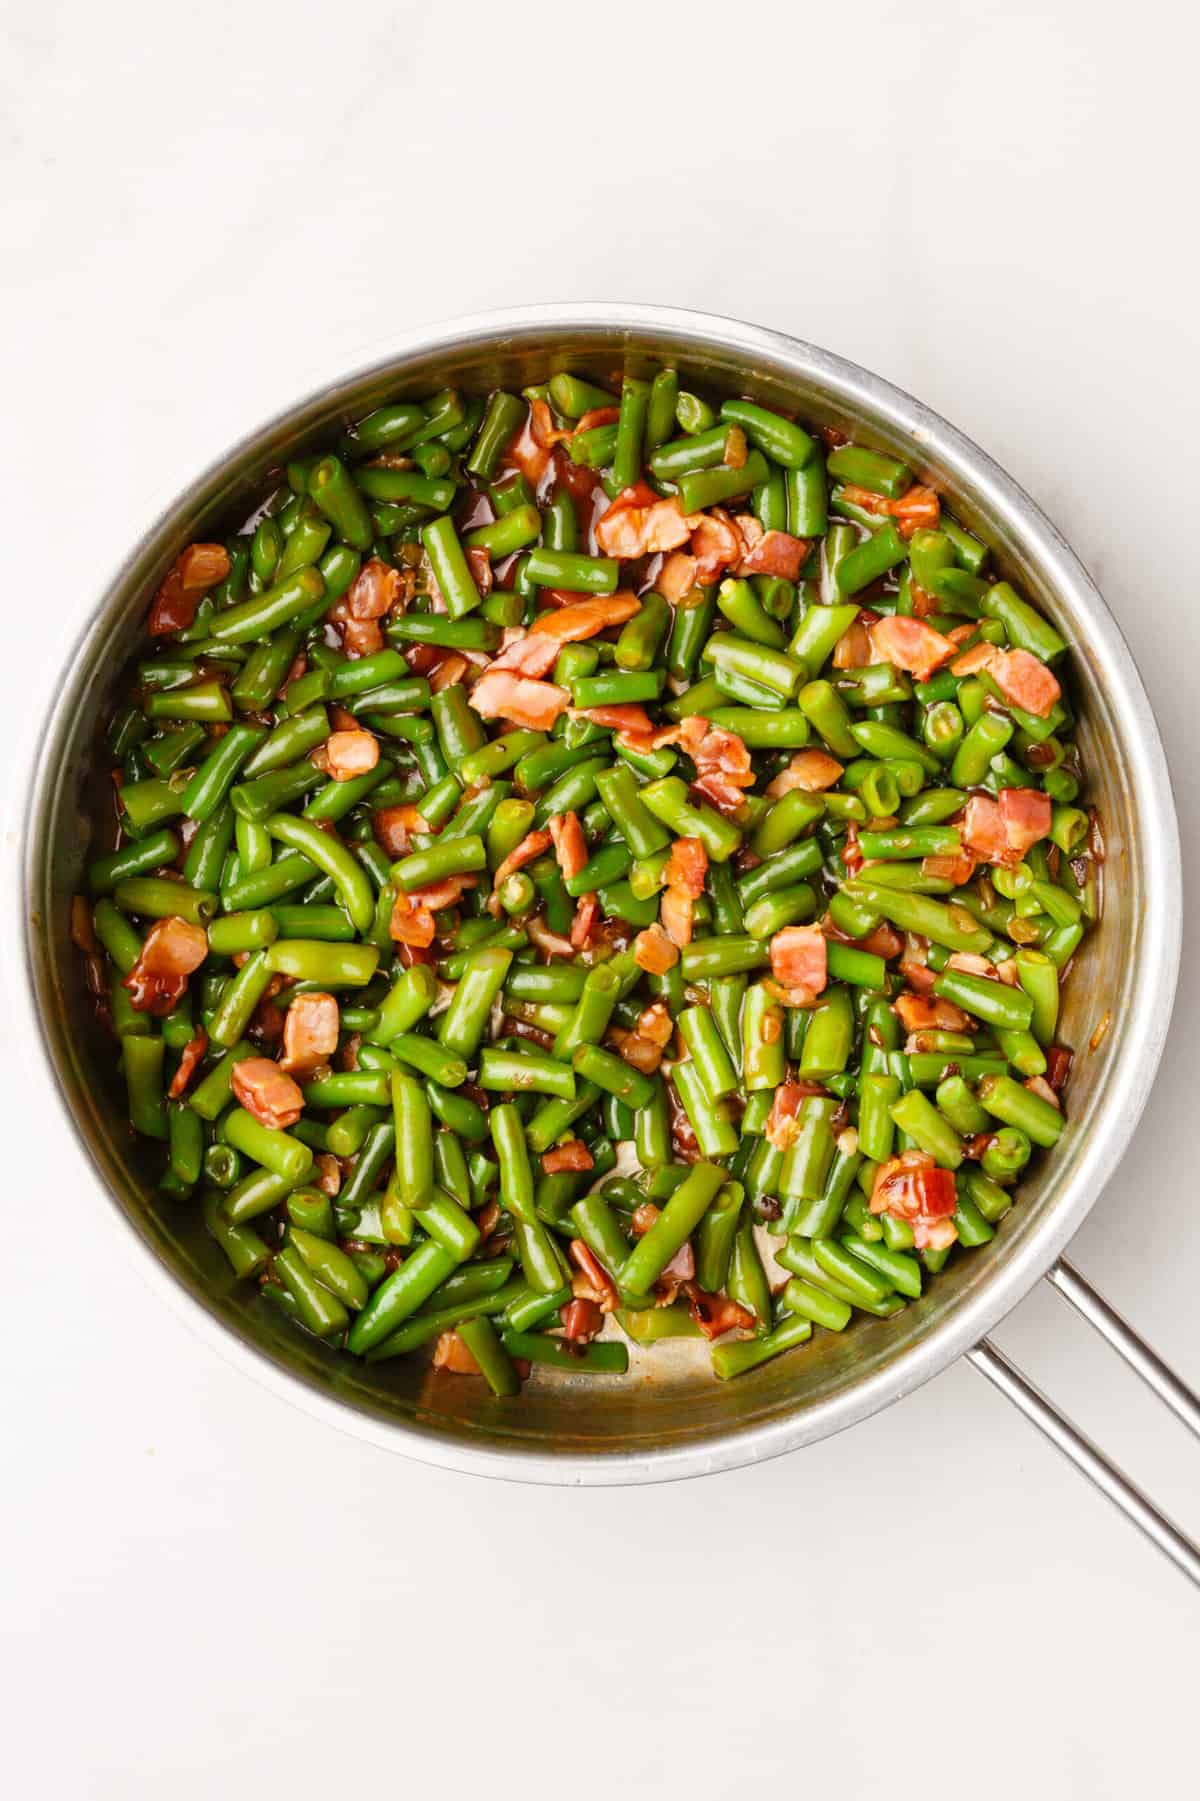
<box><xmin>764</xmin><ymin>1079</ymin><xmax>828</xmax><ymax>1150</ymax></box>
<box><xmin>542</xmin><ymin>1140</ymin><xmax>594</xmax><ymax>1175</ymax></box>
<box><xmin>580</xmin><ymin>703</ymin><xmax>655</xmax><ymax>737</ymax></box>
<box><xmin>432</xmin><ymin>1331</ymin><xmax>482</xmax><ymax>1374</ymax></box>
<box><xmin>569</xmin><ymin>1238</ymin><xmax>619</xmax><ymax>1311</ymax></box>
<box><xmin>491</xmin><ymin>825</ymin><xmax>551</xmax><ymax>885</ymax></box>
<box><xmin>922</xmin><ymin>852</ymin><xmax>978</xmax><ymax>885</ymax></box>
<box><xmin>683</xmin><ymin>723</ymin><xmax>754</xmax><ymax>813</ymax></box>
<box><xmin>999</xmin><ymin>787</ymin><xmax>1051</xmax><ymax>857</ymax></box>
<box><xmin>731</xmin><ymin>515</ymin><xmax>808</xmax><ymax>580</ymax></box>
<box><xmin>231</xmin><ymin>1057</ymin><xmax>304</xmax><ymax>1130</ymax></box>
<box><xmin>280</xmin><ymin>991</ymin><xmax>340</xmax><ymax>1075</ymax></box>
<box><xmin>346</xmin><ymin>557</ymin><xmax>403</xmax><ymax>621</ymax></box>
<box><xmin>658</xmin><ymin>551</ymin><xmax>700</xmax><ymax>604</ymax></box>
<box><xmin>469</xmin><ymin>670</ymin><xmax>570</xmax><ymax>731</ymax></box>
<box><xmin>549</xmin><ymin>811</ymin><xmax>588</xmax><ymax>882</ymax></box>
<box><xmin>895</xmin><ymin>993</ymin><xmax>972</xmax><ymax>1034</ymax></box>
<box><xmin>123</xmin><ymin>917</ymin><xmax>209</xmax><ymax>1015</ymax></box>
<box><xmin>960</xmin><ymin>795</ymin><xmax>1014</xmax><ymax>867</ymax></box>
<box><xmin>465</xmin><ymin>545</ymin><xmax>492</xmax><ymax>600</ymax></box>
<box><xmin>407</xmin><ymin>875</ymin><xmax>476</xmax><ymax>912</ymax></box>
<box><xmin>430</xmin><ymin>653</ymin><xmax>470</xmax><ymax>693</ymax></box>
<box><xmin>899</xmin><ymin>958</ymin><xmax>938</xmax><ymax>994</ymax></box>
<box><xmin>833</xmin><ymin>618</ymin><xmax>874</xmax><ymax>670</ymax></box>
<box><xmin>689</xmin><ymin>508</ymin><xmax>743</xmax><ymax>584</ymax></box>
<box><xmin>570</xmin><ymin>892</ymin><xmax>600</xmax><ymax>949</ymax></box>
<box><xmin>869</xmin><ymin>615</ymin><xmax>957</xmax><ymax>684</ymax></box>
<box><xmin>683</xmin><ymin>1282</ymin><xmax>756</xmax><ymax>1341</ymax></box>
<box><xmin>888</xmin><ymin>484</ymin><xmax>940</xmax><ymax>537</ymax></box>
<box><xmin>560</xmin><ymin>1298</ymin><xmax>604</xmax><ymax>1343</ymax></box>
<box><xmin>633</xmin><ymin>923</ymin><xmax>679</xmax><ymax>974</ymax></box>
<box><xmin>770</xmin><ymin>926</ymin><xmax>828</xmax><ymax>1005</ymax></box>
<box><xmin>493</xmin><ymin>592</ymin><xmax>643</xmax><ymax>679</ymax></box>
<box><xmin>320</xmin><ymin>729</ymin><xmax>379</xmax><ymax>782</ymax></box>
<box><xmin>631</xmin><ymin>1202</ymin><xmax>660</xmax><ymax>1238</ymax></box>
<box><xmin>764</xmin><ymin>749</ymin><xmax>844</xmax><ymax>797</ymax></box>
<box><xmin>505</xmin><ymin>407</ymin><xmax>553</xmax><ymax>485</ymax></box>
<box><xmin>1026</xmin><ymin>1074</ymin><xmax>1062</xmax><ymax>1111</ymax></box>
<box><xmin>665</xmin><ymin>837</ymin><xmax>707</xmax><ymax>898</ymax></box>
<box><xmin>1046</xmin><ymin>1045</ymin><xmax>1073</xmax><ymax>1093</ymax></box>
<box><xmin>314</xmin><ymin>1154</ymin><xmax>342</xmax><ymax>1197</ymax></box>
<box><xmin>372</xmin><ymin>803</ymin><xmax>429</xmax><ymax>859</ymax></box>
<box><xmin>949</xmin><ymin>642</ymin><xmax>1061</xmax><ymax>719</ymax></box>
<box><xmin>148</xmin><ymin>543</ymin><xmax>231</xmax><ymax>636</ymax></box>
<box><xmin>388</xmin><ymin>888</ymin><xmax>436</xmax><ymax>949</ymax></box>
<box><xmin>595</xmin><ymin>483</ymin><xmax>694</xmax><ymax>558</ymax></box>
<box><xmin>527</xmin><ymin>914</ymin><xmax>576</xmax><ymax>958</ymax></box>
<box><xmin>870</xmin><ymin>1150</ymin><xmax>959</xmax><ymax>1250</ymax></box>
<box><xmin>167</xmin><ymin>1028</ymin><xmax>208</xmax><ymax>1098</ymax></box>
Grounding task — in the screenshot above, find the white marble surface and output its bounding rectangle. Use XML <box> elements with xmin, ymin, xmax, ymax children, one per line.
<box><xmin>3</xmin><ymin>3</ymin><xmax>1197</xmax><ymax>1794</ymax></box>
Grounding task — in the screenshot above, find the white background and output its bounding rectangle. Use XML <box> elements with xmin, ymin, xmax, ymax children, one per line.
<box><xmin>3</xmin><ymin>3</ymin><xmax>1198</xmax><ymax>1794</ymax></box>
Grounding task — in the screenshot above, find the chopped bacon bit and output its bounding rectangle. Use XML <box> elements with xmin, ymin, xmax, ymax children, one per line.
<box><xmin>960</xmin><ymin>795</ymin><xmax>1014</xmax><ymax>868</ymax></box>
<box><xmin>573</xmin><ymin>406</ymin><xmax>622</xmax><ymax>435</ymax></box>
<box><xmin>280</xmin><ymin>991</ymin><xmax>340</xmax><ymax>1075</ymax></box>
<box><xmin>549</xmin><ymin>811</ymin><xmax>588</xmax><ymax>881</ymax></box>
<box><xmin>732</xmin><ymin>515</ymin><xmax>808</xmax><ymax>580</ymax></box>
<box><xmin>899</xmin><ymin>959</ymin><xmax>938</xmax><ymax>994</ymax></box>
<box><xmin>950</xmin><ymin>642</ymin><xmax>1061</xmax><ymax>718</ymax></box>
<box><xmin>869</xmin><ymin>615</ymin><xmax>957</xmax><ymax>684</ymax></box>
<box><xmin>493</xmin><ymin>593</ymin><xmax>643</xmax><ymax>679</ymax></box>
<box><xmin>998</xmin><ymin>787</ymin><xmax>1052</xmax><ymax>857</ymax></box>
<box><xmin>527</xmin><ymin>914</ymin><xmax>577</xmax><ymax>959</ymax></box>
<box><xmin>1025</xmin><ymin>1074</ymin><xmax>1062</xmax><ymax>1111</ymax></box>
<box><xmin>327</xmin><ymin>704</ymin><xmax>362</xmax><ymax>735</ymax></box>
<box><xmin>372</xmin><ymin>803</ymin><xmax>429</xmax><ymax>859</ymax></box>
<box><xmin>689</xmin><ymin>725</ymin><xmax>755</xmax><ymax>814</ymax></box>
<box><xmin>346</xmin><ymin>557</ymin><xmax>403</xmax><ymax>621</ymax></box>
<box><xmin>689</xmin><ymin>508</ymin><xmax>743</xmax><ymax>584</ymax></box>
<box><xmin>167</xmin><ymin>1029</ymin><xmax>208</xmax><ymax>1098</ymax></box>
<box><xmin>430</xmin><ymin>653</ymin><xmax>470</xmax><ymax>693</ymax></box>
<box><xmin>888</xmin><ymin>484</ymin><xmax>940</xmax><ymax>537</ymax></box>
<box><xmin>922</xmin><ymin>852</ymin><xmax>978</xmax><ymax>885</ymax></box>
<box><xmin>505</xmin><ymin>407</ymin><xmax>553</xmax><ymax>485</ymax></box>
<box><xmin>569</xmin><ymin>892</ymin><xmax>600</xmax><ymax>949</ymax></box>
<box><xmin>895</xmin><ymin>994</ymin><xmax>973</xmax><ymax>1034</ymax></box>
<box><xmin>432</xmin><ymin>1331</ymin><xmax>482</xmax><ymax>1375</ymax></box>
<box><xmin>833</xmin><ymin>619</ymin><xmax>873</xmax><ymax>670</ymax></box>
<box><xmin>765</xmin><ymin>1081</ymin><xmax>807</xmax><ymax>1151</ymax></box>
<box><xmin>315</xmin><ymin>1153</ymin><xmax>342</xmax><ymax>1197</ymax></box>
<box><xmin>489</xmin><ymin>828</ymin><xmax>553</xmax><ymax>915</ymax></box>
<box><xmin>569</xmin><ymin>1238</ymin><xmax>619</xmax><ymax>1310</ymax></box>
<box><xmin>870</xmin><ymin>1151</ymin><xmax>958</xmax><ymax>1249</ymax></box>
<box><xmin>724</xmin><ymin>426</ymin><xmax>748</xmax><ymax>469</ymax></box>
<box><xmin>338</xmin><ymin>614</ymin><xmax>384</xmax><ymax>658</ymax></box>
<box><xmin>388</xmin><ymin>888</ymin><xmax>436</xmax><ymax>949</ymax></box>
<box><xmin>637</xmin><ymin>1001</ymin><xmax>673</xmax><ymax>1048</ymax></box>
<box><xmin>541</xmin><ymin>1140</ymin><xmax>594</xmax><ymax>1175</ymax></box>
<box><xmin>148</xmin><ymin>543</ymin><xmax>231</xmax><ymax>636</ymax></box>
<box><xmin>631</xmin><ymin>1202</ymin><xmax>660</xmax><ymax>1238</ymax></box>
<box><xmin>769</xmin><ymin>926</ymin><xmax>828</xmax><ymax>1004</ymax></box>
<box><xmin>408</xmin><ymin>875</ymin><xmax>476</xmax><ymax>913</ymax></box>
<box><xmin>683</xmin><ymin>1282</ymin><xmax>756</xmax><ymax>1341</ymax></box>
<box><xmin>320</xmin><ymin>729</ymin><xmax>379</xmax><ymax>782</ymax></box>
<box><xmin>469</xmin><ymin>669</ymin><xmax>569</xmax><ymax>731</ymax></box>
<box><xmin>464</xmin><ymin>545</ymin><xmax>492</xmax><ymax>600</ymax></box>
<box><xmin>658</xmin><ymin>550</ymin><xmax>701</xmax><ymax>604</ymax></box>
<box><xmin>1046</xmin><ymin>1046</ymin><xmax>1073</xmax><ymax>1092</ymax></box>
<box><xmin>231</xmin><ymin>1057</ymin><xmax>304</xmax><ymax>1130</ymax></box>
<box><xmin>659</xmin><ymin>883</ymin><xmax>694</xmax><ymax>948</ymax></box>
<box><xmin>560</xmin><ymin>1297</ymin><xmax>604</xmax><ymax>1342</ymax></box>
<box><xmin>123</xmin><ymin>917</ymin><xmax>208</xmax><ymax>1015</ymax></box>
<box><xmin>665</xmin><ymin>837</ymin><xmax>707</xmax><ymax>898</ymax></box>
<box><xmin>633</xmin><ymin>924</ymin><xmax>679</xmax><ymax>974</ymax></box>
<box><xmin>595</xmin><ymin>483</ymin><xmax>694</xmax><ymax>558</ymax></box>
<box><xmin>764</xmin><ymin>749</ymin><xmax>844</xmax><ymax>797</ymax></box>
<box><xmin>581</xmin><ymin>703</ymin><xmax>656</xmax><ymax>737</ymax></box>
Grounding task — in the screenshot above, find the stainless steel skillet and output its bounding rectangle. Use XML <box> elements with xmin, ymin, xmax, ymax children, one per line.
<box><xmin>22</xmin><ymin>305</ymin><xmax>1198</xmax><ymax>1580</ymax></box>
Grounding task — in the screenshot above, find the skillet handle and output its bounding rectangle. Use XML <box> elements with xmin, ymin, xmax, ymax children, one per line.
<box><xmin>968</xmin><ymin>1257</ymin><xmax>1200</xmax><ymax>1585</ymax></box>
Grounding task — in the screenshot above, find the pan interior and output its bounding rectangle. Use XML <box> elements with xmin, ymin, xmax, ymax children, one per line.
<box><xmin>26</xmin><ymin>317</ymin><xmax>1159</xmax><ymax>1474</ymax></box>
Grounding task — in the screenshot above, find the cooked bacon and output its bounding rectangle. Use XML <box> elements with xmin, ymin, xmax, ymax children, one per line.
<box><xmin>231</xmin><ymin>1057</ymin><xmax>304</xmax><ymax>1130</ymax></box>
<box><xmin>570</xmin><ymin>892</ymin><xmax>600</xmax><ymax>949</ymax></box>
<box><xmin>833</xmin><ymin>618</ymin><xmax>874</xmax><ymax>670</ymax></box>
<box><xmin>769</xmin><ymin>926</ymin><xmax>828</xmax><ymax>1003</ymax></box>
<box><xmin>469</xmin><ymin>669</ymin><xmax>569</xmax><ymax>731</ymax></box>
<box><xmin>314</xmin><ymin>1153</ymin><xmax>342</xmax><ymax>1197</ymax></box>
<box><xmin>595</xmin><ymin>483</ymin><xmax>694</xmax><ymax>558</ymax></box>
<box><xmin>346</xmin><ymin>557</ymin><xmax>403</xmax><ymax>621</ymax></box>
<box><xmin>659</xmin><ymin>884</ymin><xmax>693</xmax><ymax>948</ymax></box>
<box><xmin>869</xmin><ymin>615</ymin><xmax>957</xmax><ymax>684</ymax></box>
<box><xmin>1045</xmin><ymin>1045</ymin><xmax>1073</xmax><ymax>1093</ymax></box>
<box><xmin>372</xmin><ymin>803</ymin><xmax>429</xmax><ymax>859</ymax></box>
<box><xmin>581</xmin><ymin>703</ymin><xmax>656</xmax><ymax>737</ymax></box>
<box><xmin>123</xmin><ymin>917</ymin><xmax>209</xmax><ymax>1015</ymax></box>
<box><xmin>683</xmin><ymin>1282</ymin><xmax>756</xmax><ymax>1341</ymax></box>
<box><xmin>505</xmin><ymin>407</ymin><xmax>553</xmax><ymax>485</ymax></box>
<box><xmin>949</xmin><ymin>642</ymin><xmax>1061</xmax><ymax>718</ymax></box>
<box><xmin>549</xmin><ymin>810</ymin><xmax>588</xmax><ymax>881</ymax></box>
<box><xmin>492</xmin><ymin>593</ymin><xmax>642</xmax><ymax>678</ymax></box>
<box><xmin>665</xmin><ymin>836</ymin><xmax>707</xmax><ymax>898</ymax></box>
<box><xmin>1025</xmin><ymin>1074</ymin><xmax>1062</xmax><ymax>1111</ymax></box>
<box><xmin>430</xmin><ymin>653</ymin><xmax>470</xmax><ymax>693</ymax></box>
<box><xmin>764</xmin><ymin>749</ymin><xmax>844</xmax><ymax>797</ymax></box>
<box><xmin>999</xmin><ymin>787</ymin><xmax>1051</xmax><ymax>857</ymax></box>
<box><xmin>167</xmin><ymin>1028</ymin><xmax>208</xmax><ymax>1098</ymax></box>
<box><xmin>633</xmin><ymin>923</ymin><xmax>679</xmax><ymax>974</ymax></box>
<box><xmin>338</xmin><ymin>614</ymin><xmax>384</xmax><ymax>658</ymax></box>
<box><xmin>922</xmin><ymin>852</ymin><xmax>978</xmax><ymax>885</ymax></box>
<box><xmin>888</xmin><ymin>484</ymin><xmax>940</xmax><ymax>537</ymax></box>
<box><xmin>541</xmin><ymin>1140</ymin><xmax>594</xmax><ymax>1175</ymax></box>
<box><xmin>280</xmin><ymin>991</ymin><xmax>340</xmax><ymax>1075</ymax></box>
<box><xmin>689</xmin><ymin>725</ymin><xmax>754</xmax><ymax>813</ymax></box>
<box><xmin>407</xmin><ymin>875</ymin><xmax>476</xmax><ymax>912</ymax></box>
<box><xmin>898</xmin><ymin>958</ymin><xmax>938</xmax><ymax>993</ymax></box>
<box><xmin>765</xmin><ymin>1079</ymin><xmax>828</xmax><ymax>1150</ymax></box>
<box><xmin>631</xmin><ymin>1202</ymin><xmax>660</xmax><ymax>1238</ymax></box>
<box><xmin>689</xmin><ymin>508</ymin><xmax>743</xmax><ymax>584</ymax></box>
<box><xmin>946</xmin><ymin>951</ymin><xmax>995</xmax><ymax>977</ymax></box>
<box><xmin>464</xmin><ymin>545</ymin><xmax>492</xmax><ymax>600</ymax></box>
<box><xmin>658</xmin><ymin>551</ymin><xmax>700</xmax><ymax>604</ymax></box>
<box><xmin>960</xmin><ymin>795</ymin><xmax>1014</xmax><ymax>867</ymax></box>
<box><xmin>148</xmin><ymin>543</ymin><xmax>231</xmax><ymax>636</ymax></box>
<box><xmin>490</xmin><ymin>828</ymin><xmax>553</xmax><ymax>902</ymax></box>
<box><xmin>895</xmin><ymin>993</ymin><xmax>972</xmax><ymax>1034</ymax></box>
<box><xmin>526</xmin><ymin>914</ymin><xmax>576</xmax><ymax>958</ymax></box>
<box><xmin>319</xmin><ymin>729</ymin><xmax>379</xmax><ymax>782</ymax></box>
<box><xmin>731</xmin><ymin>515</ymin><xmax>808</xmax><ymax>579</ymax></box>
<box><xmin>388</xmin><ymin>888</ymin><xmax>436</xmax><ymax>949</ymax></box>
<box><xmin>637</xmin><ymin>1001</ymin><xmax>673</xmax><ymax>1049</ymax></box>
<box><xmin>870</xmin><ymin>1150</ymin><xmax>958</xmax><ymax>1250</ymax></box>
<box><xmin>560</xmin><ymin>1297</ymin><xmax>604</xmax><ymax>1343</ymax></box>
<box><xmin>569</xmin><ymin>1238</ymin><xmax>619</xmax><ymax>1310</ymax></box>
<box><xmin>432</xmin><ymin>1331</ymin><xmax>482</xmax><ymax>1375</ymax></box>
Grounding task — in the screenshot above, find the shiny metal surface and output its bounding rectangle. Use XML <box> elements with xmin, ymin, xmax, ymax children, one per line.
<box><xmin>1047</xmin><ymin>1258</ymin><xmax>1200</xmax><ymax>1438</ymax></box>
<box><xmin>22</xmin><ymin>304</ymin><xmax>1184</xmax><ymax>1487</ymax></box>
